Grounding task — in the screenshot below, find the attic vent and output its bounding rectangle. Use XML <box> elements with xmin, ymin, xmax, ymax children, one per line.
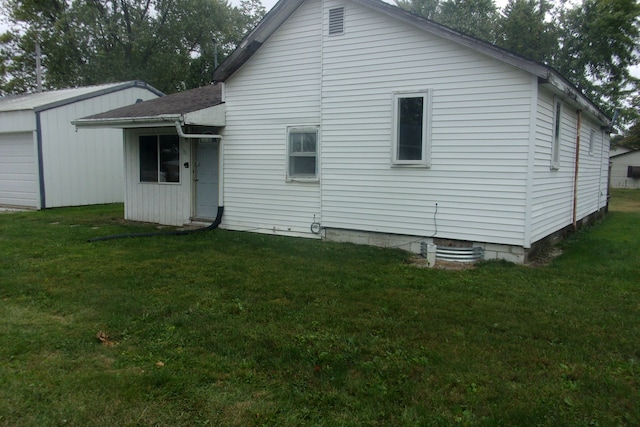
<box><xmin>329</xmin><ymin>7</ymin><xmax>344</xmax><ymax>35</ymax></box>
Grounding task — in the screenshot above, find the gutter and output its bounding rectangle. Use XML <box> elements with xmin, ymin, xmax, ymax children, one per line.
<box><xmin>72</xmin><ymin>114</ymin><xmax>181</xmax><ymax>129</ymax></box>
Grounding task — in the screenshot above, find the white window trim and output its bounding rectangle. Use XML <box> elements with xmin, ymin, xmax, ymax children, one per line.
<box><xmin>138</xmin><ymin>132</ymin><xmax>182</xmax><ymax>185</ymax></box>
<box><xmin>551</xmin><ymin>96</ymin><xmax>562</xmax><ymax>170</ymax></box>
<box><xmin>391</xmin><ymin>90</ymin><xmax>432</xmax><ymax>167</ymax></box>
<box><xmin>588</xmin><ymin>128</ymin><xmax>596</xmax><ymax>156</ymax></box>
<box><xmin>286</xmin><ymin>125</ymin><xmax>320</xmax><ymax>183</ymax></box>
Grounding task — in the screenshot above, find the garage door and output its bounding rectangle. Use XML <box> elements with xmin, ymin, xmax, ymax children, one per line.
<box><xmin>0</xmin><ymin>132</ymin><xmax>38</xmax><ymax>208</ymax></box>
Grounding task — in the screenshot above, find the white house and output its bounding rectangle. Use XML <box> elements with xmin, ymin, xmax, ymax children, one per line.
<box><xmin>74</xmin><ymin>0</ymin><xmax>612</xmax><ymax>263</ymax></box>
<box><xmin>0</xmin><ymin>81</ymin><xmax>162</xmax><ymax>209</ymax></box>
<box><xmin>609</xmin><ymin>146</ymin><xmax>640</xmax><ymax>189</ymax></box>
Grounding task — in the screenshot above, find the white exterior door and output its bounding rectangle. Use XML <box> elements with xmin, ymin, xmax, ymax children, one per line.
<box><xmin>0</xmin><ymin>132</ymin><xmax>38</xmax><ymax>208</ymax></box>
<box><xmin>194</xmin><ymin>140</ymin><xmax>219</xmax><ymax>220</ymax></box>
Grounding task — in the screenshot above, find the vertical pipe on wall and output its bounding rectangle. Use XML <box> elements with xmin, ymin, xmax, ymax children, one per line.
<box><xmin>572</xmin><ymin>110</ymin><xmax>582</xmax><ymax>231</ymax></box>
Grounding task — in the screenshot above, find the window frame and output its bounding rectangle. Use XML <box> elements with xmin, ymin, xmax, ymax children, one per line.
<box><xmin>391</xmin><ymin>90</ymin><xmax>432</xmax><ymax>167</ymax></box>
<box><xmin>551</xmin><ymin>96</ymin><xmax>562</xmax><ymax>169</ymax></box>
<box><xmin>286</xmin><ymin>126</ymin><xmax>320</xmax><ymax>182</ymax></box>
<box><xmin>588</xmin><ymin>128</ymin><xmax>596</xmax><ymax>156</ymax></box>
<box><xmin>138</xmin><ymin>133</ymin><xmax>181</xmax><ymax>184</ymax></box>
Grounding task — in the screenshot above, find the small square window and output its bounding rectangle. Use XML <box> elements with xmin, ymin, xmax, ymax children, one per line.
<box><xmin>139</xmin><ymin>134</ymin><xmax>180</xmax><ymax>183</ymax></box>
<box><xmin>287</xmin><ymin>127</ymin><xmax>318</xmax><ymax>180</ymax></box>
<box><xmin>391</xmin><ymin>91</ymin><xmax>431</xmax><ymax>166</ymax></box>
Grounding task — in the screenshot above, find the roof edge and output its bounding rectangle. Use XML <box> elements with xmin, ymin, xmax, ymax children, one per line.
<box><xmin>72</xmin><ymin>114</ymin><xmax>180</xmax><ymax>129</ymax></box>
<box><xmin>34</xmin><ymin>81</ymin><xmax>164</xmax><ymax>113</ymax></box>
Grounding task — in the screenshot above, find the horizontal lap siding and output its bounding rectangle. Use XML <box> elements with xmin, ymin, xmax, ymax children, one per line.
<box><xmin>124</xmin><ymin>128</ymin><xmax>192</xmax><ymax>226</ymax></box>
<box><xmin>320</xmin><ymin>0</ymin><xmax>531</xmax><ymax>245</ymax></box>
<box><xmin>222</xmin><ymin>0</ymin><xmax>322</xmax><ymax>236</ymax></box>
<box><xmin>530</xmin><ymin>90</ymin><xmax>608</xmax><ymax>244</ymax></box>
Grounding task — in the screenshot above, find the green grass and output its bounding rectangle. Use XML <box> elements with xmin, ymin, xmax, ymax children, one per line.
<box><xmin>1</xmin><ymin>191</ymin><xmax>639</xmax><ymax>426</ymax></box>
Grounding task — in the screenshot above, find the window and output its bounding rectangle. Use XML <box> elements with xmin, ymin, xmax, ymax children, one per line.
<box><xmin>551</xmin><ymin>96</ymin><xmax>562</xmax><ymax>169</ymax></box>
<box><xmin>328</xmin><ymin>7</ymin><xmax>344</xmax><ymax>35</ymax></box>
<box><xmin>627</xmin><ymin>166</ymin><xmax>640</xmax><ymax>179</ymax></box>
<box><xmin>139</xmin><ymin>134</ymin><xmax>180</xmax><ymax>183</ymax></box>
<box><xmin>392</xmin><ymin>91</ymin><xmax>431</xmax><ymax>166</ymax></box>
<box><xmin>287</xmin><ymin>127</ymin><xmax>318</xmax><ymax>180</ymax></box>
<box><xmin>588</xmin><ymin>129</ymin><xmax>596</xmax><ymax>155</ymax></box>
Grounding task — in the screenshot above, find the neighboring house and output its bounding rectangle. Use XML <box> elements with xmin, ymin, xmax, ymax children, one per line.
<box><xmin>75</xmin><ymin>0</ymin><xmax>612</xmax><ymax>263</ymax></box>
<box><xmin>0</xmin><ymin>81</ymin><xmax>162</xmax><ymax>209</ymax></box>
<box><xmin>609</xmin><ymin>146</ymin><xmax>640</xmax><ymax>189</ymax></box>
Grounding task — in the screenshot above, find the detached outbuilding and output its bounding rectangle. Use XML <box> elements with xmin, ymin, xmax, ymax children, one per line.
<box><xmin>0</xmin><ymin>81</ymin><xmax>162</xmax><ymax>209</ymax></box>
<box><xmin>609</xmin><ymin>146</ymin><xmax>640</xmax><ymax>189</ymax></box>
<box><xmin>75</xmin><ymin>0</ymin><xmax>613</xmax><ymax>264</ymax></box>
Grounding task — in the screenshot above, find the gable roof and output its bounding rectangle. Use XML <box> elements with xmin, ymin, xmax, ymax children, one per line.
<box><xmin>0</xmin><ymin>81</ymin><xmax>162</xmax><ymax>113</ymax></box>
<box><xmin>213</xmin><ymin>0</ymin><xmax>610</xmax><ymax>126</ymax></box>
<box><xmin>73</xmin><ymin>83</ymin><xmax>224</xmax><ymax>128</ymax></box>
<box><xmin>610</xmin><ymin>145</ymin><xmax>639</xmax><ymax>158</ymax></box>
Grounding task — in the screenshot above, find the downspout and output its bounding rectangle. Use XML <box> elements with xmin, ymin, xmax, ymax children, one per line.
<box><xmin>35</xmin><ymin>112</ymin><xmax>46</xmax><ymax>209</ymax></box>
<box><xmin>572</xmin><ymin>110</ymin><xmax>582</xmax><ymax>231</ymax></box>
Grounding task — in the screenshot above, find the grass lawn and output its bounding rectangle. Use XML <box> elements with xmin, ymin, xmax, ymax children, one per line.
<box><xmin>1</xmin><ymin>190</ymin><xmax>639</xmax><ymax>426</ymax></box>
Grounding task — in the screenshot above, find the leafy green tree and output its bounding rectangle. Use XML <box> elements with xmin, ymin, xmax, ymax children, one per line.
<box><xmin>395</xmin><ymin>0</ymin><xmax>440</xmax><ymax>20</ymax></box>
<box><xmin>554</xmin><ymin>0</ymin><xmax>640</xmax><ymax>122</ymax></box>
<box><xmin>496</xmin><ymin>0</ymin><xmax>557</xmax><ymax>63</ymax></box>
<box><xmin>438</xmin><ymin>0</ymin><xmax>498</xmax><ymax>42</ymax></box>
<box><xmin>0</xmin><ymin>0</ymin><xmax>265</xmax><ymax>94</ymax></box>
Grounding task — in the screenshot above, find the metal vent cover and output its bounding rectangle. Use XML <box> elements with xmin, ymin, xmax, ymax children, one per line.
<box><xmin>329</xmin><ymin>7</ymin><xmax>345</xmax><ymax>35</ymax></box>
<box><xmin>435</xmin><ymin>246</ymin><xmax>484</xmax><ymax>263</ymax></box>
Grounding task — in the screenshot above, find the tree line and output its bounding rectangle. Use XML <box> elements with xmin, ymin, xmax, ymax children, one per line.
<box><xmin>396</xmin><ymin>0</ymin><xmax>639</xmax><ymax>144</ymax></box>
<box><xmin>1</xmin><ymin>0</ymin><xmax>638</xmax><ymax>142</ymax></box>
<box><xmin>0</xmin><ymin>0</ymin><xmax>265</xmax><ymax>95</ymax></box>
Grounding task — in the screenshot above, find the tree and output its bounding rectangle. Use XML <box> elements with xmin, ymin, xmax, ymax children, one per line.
<box><xmin>0</xmin><ymin>0</ymin><xmax>266</xmax><ymax>94</ymax></box>
<box><xmin>395</xmin><ymin>0</ymin><xmax>440</xmax><ymax>20</ymax></box>
<box><xmin>438</xmin><ymin>0</ymin><xmax>498</xmax><ymax>42</ymax></box>
<box><xmin>496</xmin><ymin>0</ymin><xmax>557</xmax><ymax>63</ymax></box>
<box><xmin>554</xmin><ymin>0</ymin><xmax>640</xmax><ymax>123</ymax></box>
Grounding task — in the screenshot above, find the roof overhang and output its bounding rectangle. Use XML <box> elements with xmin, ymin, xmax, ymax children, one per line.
<box><xmin>71</xmin><ymin>104</ymin><xmax>226</xmax><ymax>129</ymax></box>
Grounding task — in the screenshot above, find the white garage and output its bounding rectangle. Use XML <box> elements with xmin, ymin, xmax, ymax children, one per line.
<box><xmin>0</xmin><ymin>81</ymin><xmax>162</xmax><ymax>209</ymax></box>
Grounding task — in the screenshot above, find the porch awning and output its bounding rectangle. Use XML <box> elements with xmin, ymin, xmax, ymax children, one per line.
<box><xmin>72</xmin><ymin>83</ymin><xmax>225</xmax><ymax>128</ymax></box>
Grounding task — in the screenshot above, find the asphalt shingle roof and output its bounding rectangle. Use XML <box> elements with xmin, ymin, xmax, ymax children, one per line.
<box><xmin>82</xmin><ymin>84</ymin><xmax>222</xmax><ymax>120</ymax></box>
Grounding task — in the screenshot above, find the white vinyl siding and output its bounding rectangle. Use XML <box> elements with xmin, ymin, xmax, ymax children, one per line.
<box><xmin>123</xmin><ymin>128</ymin><xmax>192</xmax><ymax>226</ymax></box>
<box><xmin>222</xmin><ymin>0</ymin><xmax>322</xmax><ymax>237</ymax></box>
<box><xmin>530</xmin><ymin>90</ymin><xmax>608</xmax><ymax>244</ymax></box>
<box><xmin>319</xmin><ymin>0</ymin><xmax>532</xmax><ymax>246</ymax></box>
<box><xmin>610</xmin><ymin>150</ymin><xmax>640</xmax><ymax>189</ymax></box>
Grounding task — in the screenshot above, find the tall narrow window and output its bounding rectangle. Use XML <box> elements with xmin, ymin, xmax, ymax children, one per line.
<box><xmin>551</xmin><ymin>96</ymin><xmax>562</xmax><ymax>169</ymax></box>
<box><xmin>392</xmin><ymin>91</ymin><xmax>431</xmax><ymax>166</ymax></box>
<box><xmin>589</xmin><ymin>129</ymin><xmax>596</xmax><ymax>155</ymax></box>
<box><xmin>329</xmin><ymin>7</ymin><xmax>345</xmax><ymax>35</ymax></box>
<box><xmin>139</xmin><ymin>134</ymin><xmax>180</xmax><ymax>183</ymax></box>
<box><xmin>287</xmin><ymin>127</ymin><xmax>318</xmax><ymax>180</ymax></box>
